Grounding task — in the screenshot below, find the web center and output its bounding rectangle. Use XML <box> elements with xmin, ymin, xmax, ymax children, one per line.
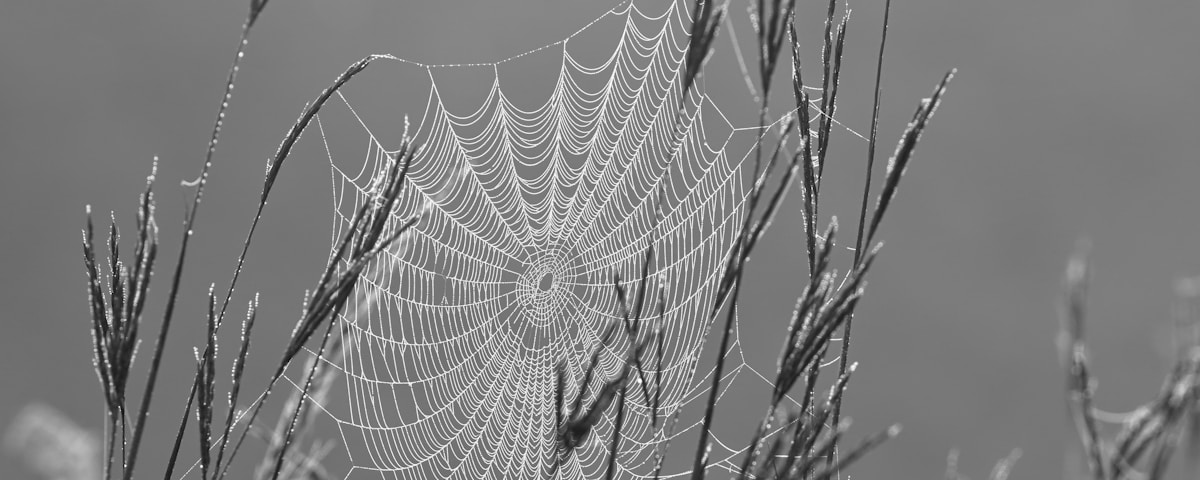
<box><xmin>538</xmin><ymin>272</ymin><xmax>554</xmax><ymax>291</ymax></box>
<box><xmin>515</xmin><ymin>249</ymin><xmax>575</xmax><ymax>328</ymax></box>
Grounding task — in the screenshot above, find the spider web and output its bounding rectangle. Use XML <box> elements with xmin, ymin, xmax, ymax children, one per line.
<box><xmin>290</xmin><ymin>1</ymin><xmax>864</xmax><ymax>478</ymax></box>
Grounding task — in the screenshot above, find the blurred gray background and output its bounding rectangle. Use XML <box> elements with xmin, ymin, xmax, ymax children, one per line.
<box><xmin>2</xmin><ymin>0</ymin><xmax>1199</xmax><ymax>478</ymax></box>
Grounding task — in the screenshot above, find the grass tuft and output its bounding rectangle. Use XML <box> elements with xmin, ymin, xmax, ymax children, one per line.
<box><xmin>196</xmin><ymin>285</ymin><xmax>219</xmax><ymax>479</ymax></box>
<box><xmin>865</xmin><ymin>68</ymin><xmax>956</xmax><ymax>245</ymax></box>
<box><xmin>71</xmin><ymin>1</ymin><xmax>969</xmax><ymax>479</ymax></box>
<box><xmin>81</xmin><ymin>159</ymin><xmax>158</xmax><ymax>480</ymax></box>
<box><xmin>121</xmin><ymin>0</ymin><xmax>275</xmax><ymax>475</ymax></box>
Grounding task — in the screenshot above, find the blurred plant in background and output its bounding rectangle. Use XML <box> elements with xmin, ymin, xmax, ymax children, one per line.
<box><xmin>5</xmin><ymin>404</ymin><xmax>100</xmax><ymax>480</ymax></box>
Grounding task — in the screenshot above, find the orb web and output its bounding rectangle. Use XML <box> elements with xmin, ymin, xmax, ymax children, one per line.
<box><xmin>290</xmin><ymin>1</ymin><xmax>862</xmax><ymax>478</ymax></box>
